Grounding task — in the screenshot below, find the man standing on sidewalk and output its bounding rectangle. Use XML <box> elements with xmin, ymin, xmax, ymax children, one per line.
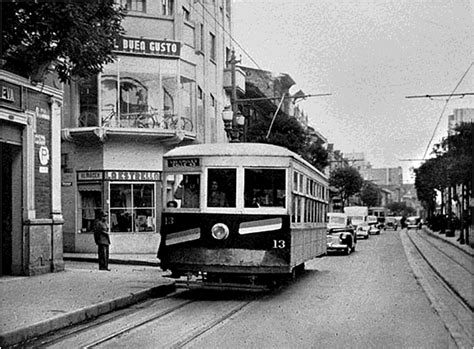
<box><xmin>93</xmin><ymin>210</ymin><xmax>111</xmax><ymax>271</ymax></box>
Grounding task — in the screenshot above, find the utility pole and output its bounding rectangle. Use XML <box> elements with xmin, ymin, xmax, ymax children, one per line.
<box><xmin>222</xmin><ymin>49</ymin><xmax>244</xmax><ymax>142</ymax></box>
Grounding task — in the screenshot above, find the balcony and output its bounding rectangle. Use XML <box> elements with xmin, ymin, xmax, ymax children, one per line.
<box><xmin>64</xmin><ymin>109</ymin><xmax>195</xmax><ymax>145</ymax></box>
<box><xmin>223</xmin><ymin>67</ymin><xmax>246</xmax><ymax>96</ymax></box>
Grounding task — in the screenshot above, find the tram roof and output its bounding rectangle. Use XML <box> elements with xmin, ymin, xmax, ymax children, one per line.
<box><xmin>165</xmin><ymin>143</ymin><xmax>327</xmax><ymax>180</ymax></box>
<box><xmin>165</xmin><ymin>143</ymin><xmax>299</xmax><ymax>159</ymax></box>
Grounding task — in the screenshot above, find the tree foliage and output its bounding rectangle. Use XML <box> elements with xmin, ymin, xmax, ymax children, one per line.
<box><xmin>360</xmin><ymin>180</ymin><xmax>380</xmax><ymax>207</ymax></box>
<box><xmin>1</xmin><ymin>0</ymin><xmax>126</xmax><ymax>82</ymax></box>
<box><xmin>246</xmin><ymin>115</ymin><xmax>308</xmax><ymax>154</ymax></box>
<box><xmin>246</xmin><ymin>115</ymin><xmax>329</xmax><ymax>171</ymax></box>
<box><xmin>386</xmin><ymin>201</ymin><xmax>416</xmax><ymax>216</ymax></box>
<box><xmin>414</xmin><ymin>122</ymin><xmax>472</xmax><ymax>217</ymax></box>
<box><xmin>301</xmin><ymin>139</ymin><xmax>329</xmax><ymax>172</ymax></box>
<box><xmin>329</xmin><ymin>167</ymin><xmax>363</xmax><ymax>207</ymax></box>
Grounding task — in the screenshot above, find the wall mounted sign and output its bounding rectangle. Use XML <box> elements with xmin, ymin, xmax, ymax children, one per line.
<box><xmin>114</xmin><ymin>36</ymin><xmax>181</xmax><ymax>58</ymax></box>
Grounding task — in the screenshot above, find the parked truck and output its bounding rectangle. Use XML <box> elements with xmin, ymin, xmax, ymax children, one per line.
<box><xmin>344</xmin><ymin>206</ymin><xmax>368</xmax><ymax>228</ymax></box>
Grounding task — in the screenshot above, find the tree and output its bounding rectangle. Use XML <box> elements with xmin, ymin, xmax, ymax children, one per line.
<box><xmin>301</xmin><ymin>140</ymin><xmax>329</xmax><ymax>172</ymax></box>
<box><xmin>360</xmin><ymin>180</ymin><xmax>380</xmax><ymax>207</ymax></box>
<box><xmin>1</xmin><ymin>1</ymin><xmax>126</xmax><ymax>83</ymax></box>
<box><xmin>386</xmin><ymin>202</ymin><xmax>416</xmax><ymax>217</ymax></box>
<box><xmin>246</xmin><ymin>115</ymin><xmax>307</xmax><ymax>154</ymax></box>
<box><xmin>329</xmin><ymin>167</ymin><xmax>363</xmax><ymax>208</ymax></box>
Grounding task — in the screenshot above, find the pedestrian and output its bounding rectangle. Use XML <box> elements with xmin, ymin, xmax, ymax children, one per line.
<box><xmin>93</xmin><ymin>210</ymin><xmax>111</xmax><ymax>271</ymax></box>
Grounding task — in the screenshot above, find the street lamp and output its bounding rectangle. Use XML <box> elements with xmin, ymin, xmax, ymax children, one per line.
<box><xmin>222</xmin><ymin>106</ymin><xmax>244</xmax><ymax>142</ymax></box>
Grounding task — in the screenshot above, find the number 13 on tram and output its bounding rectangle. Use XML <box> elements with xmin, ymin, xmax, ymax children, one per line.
<box><xmin>158</xmin><ymin>143</ymin><xmax>328</xmax><ymax>288</ymax></box>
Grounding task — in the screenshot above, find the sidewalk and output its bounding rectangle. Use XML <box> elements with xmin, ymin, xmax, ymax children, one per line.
<box><xmin>0</xmin><ymin>255</ymin><xmax>175</xmax><ymax>347</ymax></box>
<box><xmin>422</xmin><ymin>226</ymin><xmax>473</xmax><ymax>257</ymax></box>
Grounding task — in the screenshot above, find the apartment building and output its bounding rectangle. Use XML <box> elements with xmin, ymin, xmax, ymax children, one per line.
<box><xmin>60</xmin><ymin>0</ymin><xmax>240</xmax><ymax>253</ymax></box>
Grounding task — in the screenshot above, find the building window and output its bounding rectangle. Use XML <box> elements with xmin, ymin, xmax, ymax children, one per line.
<box><xmin>210</xmin><ymin>93</ymin><xmax>215</xmax><ymax>107</ymax></box>
<box><xmin>121</xmin><ymin>0</ymin><xmax>146</xmax><ymax>12</ymax></box>
<box><xmin>209</xmin><ymin>32</ymin><xmax>216</xmax><ymax>61</ymax></box>
<box><xmin>183</xmin><ymin>6</ymin><xmax>191</xmax><ymax>21</ymax></box>
<box><xmin>197</xmin><ymin>86</ymin><xmax>203</xmax><ymax>100</ymax></box>
<box><xmin>110</xmin><ymin>183</ymin><xmax>156</xmax><ymax>233</ymax></box>
<box><xmin>162</xmin><ymin>0</ymin><xmax>174</xmax><ymax>16</ymax></box>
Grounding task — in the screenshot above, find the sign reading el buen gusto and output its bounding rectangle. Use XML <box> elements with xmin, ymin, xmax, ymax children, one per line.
<box><xmin>114</xmin><ymin>36</ymin><xmax>181</xmax><ymax>58</ymax></box>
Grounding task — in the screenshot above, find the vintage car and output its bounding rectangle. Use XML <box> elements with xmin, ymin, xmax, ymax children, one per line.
<box><xmin>406</xmin><ymin>216</ymin><xmax>422</xmax><ymax>230</ymax></box>
<box><xmin>356</xmin><ymin>222</ymin><xmax>370</xmax><ymax>239</ymax></box>
<box><xmin>385</xmin><ymin>217</ymin><xmax>398</xmax><ymax>230</ymax></box>
<box><xmin>327</xmin><ymin>213</ymin><xmax>356</xmax><ymax>255</ymax></box>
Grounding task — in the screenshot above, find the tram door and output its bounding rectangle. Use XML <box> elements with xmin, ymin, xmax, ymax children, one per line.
<box><xmin>0</xmin><ymin>142</ymin><xmax>21</xmax><ymax>276</ymax></box>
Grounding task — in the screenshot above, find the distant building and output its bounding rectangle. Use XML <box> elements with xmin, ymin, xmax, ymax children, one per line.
<box><xmin>448</xmin><ymin>108</ymin><xmax>474</xmax><ymax>136</ymax></box>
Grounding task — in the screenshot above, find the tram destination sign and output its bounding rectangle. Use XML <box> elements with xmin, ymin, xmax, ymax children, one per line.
<box><xmin>167</xmin><ymin>158</ymin><xmax>200</xmax><ymax>169</ymax></box>
<box><xmin>114</xmin><ymin>36</ymin><xmax>181</xmax><ymax>58</ymax></box>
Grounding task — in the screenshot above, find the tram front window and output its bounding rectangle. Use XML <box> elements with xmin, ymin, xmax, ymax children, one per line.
<box><xmin>172</xmin><ymin>174</ymin><xmax>200</xmax><ymax>208</ymax></box>
<box><xmin>244</xmin><ymin>169</ymin><xmax>286</xmax><ymax>208</ymax></box>
<box><xmin>207</xmin><ymin>169</ymin><xmax>236</xmax><ymax>207</ymax></box>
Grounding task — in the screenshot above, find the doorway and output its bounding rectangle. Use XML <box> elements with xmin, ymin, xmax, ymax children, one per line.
<box><xmin>1</xmin><ymin>142</ymin><xmax>21</xmax><ymax>276</ymax></box>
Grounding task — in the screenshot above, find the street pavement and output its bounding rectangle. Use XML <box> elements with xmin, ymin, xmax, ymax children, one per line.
<box><xmin>0</xmin><ymin>229</ymin><xmax>472</xmax><ymax>348</ymax></box>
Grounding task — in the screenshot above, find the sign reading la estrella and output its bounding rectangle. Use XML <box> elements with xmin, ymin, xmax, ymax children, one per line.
<box><xmin>114</xmin><ymin>36</ymin><xmax>181</xmax><ymax>58</ymax></box>
<box><xmin>105</xmin><ymin>170</ymin><xmax>161</xmax><ymax>181</ymax></box>
<box><xmin>77</xmin><ymin>170</ymin><xmax>161</xmax><ymax>181</ymax></box>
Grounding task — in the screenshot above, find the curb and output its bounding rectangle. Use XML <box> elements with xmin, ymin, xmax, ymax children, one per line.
<box><xmin>64</xmin><ymin>256</ymin><xmax>161</xmax><ymax>267</ymax></box>
<box><xmin>0</xmin><ymin>282</ymin><xmax>175</xmax><ymax>348</ymax></box>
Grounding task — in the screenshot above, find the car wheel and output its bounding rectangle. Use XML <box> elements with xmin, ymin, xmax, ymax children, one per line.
<box><xmin>346</xmin><ymin>246</ymin><xmax>351</xmax><ymax>255</ymax></box>
<box><xmin>365</xmin><ymin>235</ymin><xmax>369</xmax><ymax>239</ymax></box>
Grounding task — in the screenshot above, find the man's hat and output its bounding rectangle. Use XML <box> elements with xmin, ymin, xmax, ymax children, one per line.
<box><xmin>98</xmin><ymin>210</ymin><xmax>108</xmax><ymax>217</ymax></box>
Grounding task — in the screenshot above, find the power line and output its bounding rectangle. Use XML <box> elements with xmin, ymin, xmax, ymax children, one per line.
<box><xmin>405</xmin><ymin>92</ymin><xmax>474</xmax><ymax>99</ymax></box>
<box><xmin>192</xmin><ymin>0</ymin><xmax>264</xmax><ymax>71</ymax></box>
<box><xmin>418</xmin><ymin>62</ymin><xmax>473</xmax><ymax>160</ymax></box>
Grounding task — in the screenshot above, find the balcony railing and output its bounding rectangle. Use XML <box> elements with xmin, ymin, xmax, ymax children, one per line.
<box><xmin>78</xmin><ymin>110</ymin><xmax>193</xmax><ymax>132</ymax></box>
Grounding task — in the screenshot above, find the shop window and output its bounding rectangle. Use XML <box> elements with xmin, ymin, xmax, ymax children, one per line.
<box><xmin>79</xmin><ymin>190</ymin><xmax>102</xmax><ymax>232</ymax></box>
<box><xmin>207</xmin><ymin>169</ymin><xmax>236</xmax><ymax>207</ymax></box>
<box><xmin>110</xmin><ymin>183</ymin><xmax>155</xmax><ymax>233</ymax></box>
<box><xmin>244</xmin><ymin>169</ymin><xmax>285</xmax><ymax>207</ymax></box>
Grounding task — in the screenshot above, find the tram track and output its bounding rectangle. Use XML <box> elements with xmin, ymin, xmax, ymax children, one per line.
<box><xmin>26</xmin><ymin>287</ymin><xmax>263</xmax><ymax>348</ymax></box>
<box><xmin>402</xmin><ymin>229</ymin><xmax>473</xmax><ymax>348</ymax></box>
<box><xmin>406</xmin><ymin>229</ymin><xmax>473</xmax><ymax>311</ymax></box>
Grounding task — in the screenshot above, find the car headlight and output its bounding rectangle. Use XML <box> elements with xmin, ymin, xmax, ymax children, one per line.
<box><xmin>211</xmin><ymin>223</ymin><xmax>229</xmax><ymax>240</ymax></box>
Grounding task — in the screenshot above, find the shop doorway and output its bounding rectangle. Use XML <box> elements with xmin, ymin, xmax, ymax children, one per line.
<box><xmin>1</xmin><ymin>142</ymin><xmax>21</xmax><ymax>276</ymax></box>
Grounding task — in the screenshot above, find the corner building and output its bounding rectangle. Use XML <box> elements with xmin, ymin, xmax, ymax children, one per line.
<box><xmin>1</xmin><ymin>70</ymin><xmax>64</xmax><ymax>276</ymax></box>
<box><xmin>61</xmin><ymin>0</ymin><xmax>240</xmax><ymax>253</ymax></box>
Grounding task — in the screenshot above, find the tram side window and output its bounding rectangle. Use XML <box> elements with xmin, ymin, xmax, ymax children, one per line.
<box><xmin>244</xmin><ymin>169</ymin><xmax>286</xmax><ymax>207</ymax></box>
<box><xmin>207</xmin><ymin>169</ymin><xmax>236</xmax><ymax>207</ymax></box>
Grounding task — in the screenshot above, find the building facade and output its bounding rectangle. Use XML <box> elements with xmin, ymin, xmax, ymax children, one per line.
<box><xmin>61</xmin><ymin>0</ymin><xmax>237</xmax><ymax>253</ymax></box>
<box><xmin>1</xmin><ymin>70</ymin><xmax>64</xmax><ymax>276</ymax></box>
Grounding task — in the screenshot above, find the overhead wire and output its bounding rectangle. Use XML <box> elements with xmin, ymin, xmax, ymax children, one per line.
<box><xmin>422</xmin><ymin>61</ymin><xmax>473</xmax><ymax>160</ymax></box>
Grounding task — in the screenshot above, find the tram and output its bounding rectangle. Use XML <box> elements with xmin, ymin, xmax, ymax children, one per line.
<box><xmin>158</xmin><ymin>143</ymin><xmax>328</xmax><ymax>289</ymax></box>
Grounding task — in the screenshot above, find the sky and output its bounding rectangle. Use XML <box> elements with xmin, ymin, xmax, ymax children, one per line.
<box><xmin>232</xmin><ymin>0</ymin><xmax>473</xmax><ymax>183</ymax></box>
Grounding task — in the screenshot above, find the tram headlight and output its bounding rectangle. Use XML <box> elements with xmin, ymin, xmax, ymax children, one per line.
<box><xmin>211</xmin><ymin>223</ymin><xmax>229</xmax><ymax>240</ymax></box>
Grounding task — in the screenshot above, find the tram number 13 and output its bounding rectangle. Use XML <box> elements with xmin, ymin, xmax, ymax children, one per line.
<box><xmin>273</xmin><ymin>240</ymin><xmax>286</xmax><ymax>248</ymax></box>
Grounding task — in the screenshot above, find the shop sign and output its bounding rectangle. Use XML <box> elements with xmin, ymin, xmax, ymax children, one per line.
<box><xmin>104</xmin><ymin>170</ymin><xmax>161</xmax><ymax>181</ymax></box>
<box><xmin>0</xmin><ymin>80</ymin><xmax>22</xmax><ymax>111</ymax></box>
<box><xmin>77</xmin><ymin>171</ymin><xmax>103</xmax><ymax>181</ymax></box>
<box><xmin>167</xmin><ymin>158</ymin><xmax>200</xmax><ymax>168</ymax></box>
<box><xmin>38</xmin><ymin>146</ymin><xmax>50</xmax><ymax>166</ymax></box>
<box><xmin>114</xmin><ymin>36</ymin><xmax>181</xmax><ymax>58</ymax></box>
<box><xmin>35</xmin><ymin>134</ymin><xmax>46</xmax><ymax>145</ymax></box>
